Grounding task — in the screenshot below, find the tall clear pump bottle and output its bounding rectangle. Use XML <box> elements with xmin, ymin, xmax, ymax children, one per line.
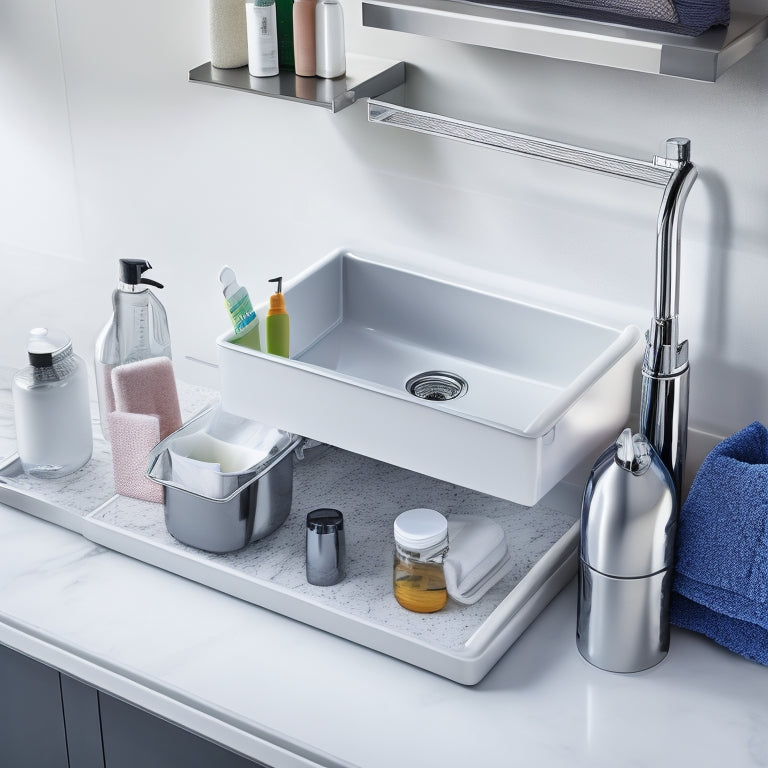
<box><xmin>95</xmin><ymin>259</ymin><xmax>172</xmax><ymax>440</ymax></box>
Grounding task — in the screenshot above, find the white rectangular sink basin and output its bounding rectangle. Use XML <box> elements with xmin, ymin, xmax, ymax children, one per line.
<box><xmin>217</xmin><ymin>250</ymin><xmax>643</xmax><ymax>505</ymax></box>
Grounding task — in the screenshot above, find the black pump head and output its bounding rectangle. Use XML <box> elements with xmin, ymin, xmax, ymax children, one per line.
<box><xmin>119</xmin><ymin>258</ymin><xmax>164</xmax><ymax>289</ymax></box>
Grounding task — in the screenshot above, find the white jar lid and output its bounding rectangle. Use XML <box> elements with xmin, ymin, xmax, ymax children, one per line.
<box><xmin>394</xmin><ymin>508</ymin><xmax>448</xmax><ymax>551</ymax></box>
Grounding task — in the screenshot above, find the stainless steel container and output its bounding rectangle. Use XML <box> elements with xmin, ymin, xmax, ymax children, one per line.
<box><xmin>577</xmin><ymin>428</ymin><xmax>677</xmax><ymax>673</ymax></box>
<box><xmin>306</xmin><ymin>508</ymin><xmax>345</xmax><ymax>586</ymax></box>
<box><xmin>146</xmin><ymin>406</ymin><xmax>301</xmax><ymax>553</ymax></box>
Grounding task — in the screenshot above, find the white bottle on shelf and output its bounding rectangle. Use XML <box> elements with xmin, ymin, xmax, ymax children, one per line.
<box><xmin>293</xmin><ymin>0</ymin><xmax>317</xmax><ymax>77</ymax></box>
<box><xmin>209</xmin><ymin>0</ymin><xmax>249</xmax><ymax>69</ymax></box>
<box><xmin>246</xmin><ymin>0</ymin><xmax>279</xmax><ymax>77</ymax></box>
<box><xmin>315</xmin><ymin>0</ymin><xmax>345</xmax><ymax>79</ymax></box>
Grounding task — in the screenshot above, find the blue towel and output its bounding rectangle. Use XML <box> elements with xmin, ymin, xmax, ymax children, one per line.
<box><xmin>467</xmin><ymin>0</ymin><xmax>730</xmax><ymax>36</ymax></box>
<box><xmin>670</xmin><ymin>421</ymin><xmax>768</xmax><ymax>666</ymax></box>
<box><xmin>675</xmin><ymin>0</ymin><xmax>730</xmax><ymax>36</ymax></box>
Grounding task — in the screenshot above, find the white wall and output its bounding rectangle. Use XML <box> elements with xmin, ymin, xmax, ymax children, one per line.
<box><xmin>2</xmin><ymin>0</ymin><xmax>767</xmax><ymax>458</ymax></box>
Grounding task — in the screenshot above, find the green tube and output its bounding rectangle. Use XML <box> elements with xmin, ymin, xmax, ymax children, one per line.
<box><xmin>220</xmin><ymin>266</ymin><xmax>261</xmax><ymax>352</ymax></box>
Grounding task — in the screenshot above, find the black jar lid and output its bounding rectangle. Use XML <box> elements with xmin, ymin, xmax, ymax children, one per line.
<box><xmin>306</xmin><ymin>508</ymin><xmax>344</xmax><ymax>534</ymax></box>
<box><xmin>26</xmin><ymin>328</ymin><xmax>72</xmax><ymax>368</ymax></box>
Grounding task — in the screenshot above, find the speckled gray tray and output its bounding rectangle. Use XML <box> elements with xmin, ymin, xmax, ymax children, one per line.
<box><xmin>90</xmin><ymin>446</ymin><xmax>579</xmax><ymax>685</ymax></box>
<box><xmin>0</xmin><ymin>377</ymin><xmax>579</xmax><ymax>684</ymax></box>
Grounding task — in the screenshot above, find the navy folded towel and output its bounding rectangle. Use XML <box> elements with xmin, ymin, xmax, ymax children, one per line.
<box><xmin>675</xmin><ymin>0</ymin><xmax>731</xmax><ymax>36</ymax></box>
<box><xmin>464</xmin><ymin>0</ymin><xmax>730</xmax><ymax>36</ymax></box>
<box><xmin>670</xmin><ymin>421</ymin><xmax>768</xmax><ymax>666</ymax></box>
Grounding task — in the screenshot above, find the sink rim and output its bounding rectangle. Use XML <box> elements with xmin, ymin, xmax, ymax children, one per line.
<box><xmin>217</xmin><ymin>249</ymin><xmax>643</xmax><ymax>440</ymax></box>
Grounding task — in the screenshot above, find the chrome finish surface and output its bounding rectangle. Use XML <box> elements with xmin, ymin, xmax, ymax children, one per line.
<box><xmin>368</xmin><ymin>101</ymin><xmax>672</xmax><ymax>185</ymax></box>
<box><xmin>577</xmin><ymin>429</ymin><xmax>676</xmax><ymax>673</ymax></box>
<box><xmin>639</xmin><ymin>364</ymin><xmax>689</xmax><ymax>503</ymax></box>
<box><xmin>189</xmin><ymin>56</ymin><xmax>405</xmax><ymax>113</ymax></box>
<box><xmin>160</xmin><ymin>448</ymin><xmax>295</xmax><ymax>553</ymax></box>
<box><xmin>641</xmin><ymin>138</ymin><xmax>696</xmax><ymax>499</ymax></box>
<box><xmin>306</xmin><ymin>508</ymin><xmax>346</xmax><ymax>586</ymax></box>
<box><xmin>406</xmin><ymin>371</ymin><xmax>468</xmax><ymax>401</ymax></box>
<box><xmin>648</xmin><ymin>141</ymin><xmax>698</xmax><ymax>364</ymax></box>
<box><xmin>146</xmin><ymin>407</ymin><xmax>301</xmax><ymax>553</ymax></box>
<box><xmin>362</xmin><ymin>0</ymin><xmax>768</xmax><ymax>82</ymax></box>
<box><xmin>577</xmin><ymin>562</ymin><xmax>673</xmax><ymax>673</ymax></box>
<box><xmin>579</xmin><ymin>430</ymin><xmax>677</xmax><ymax>578</ymax></box>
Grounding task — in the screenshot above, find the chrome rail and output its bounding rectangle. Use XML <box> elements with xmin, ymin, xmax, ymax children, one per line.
<box><xmin>369</xmin><ymin>100</ymin><xmax>675</xmax><ymax>185</ymax></box>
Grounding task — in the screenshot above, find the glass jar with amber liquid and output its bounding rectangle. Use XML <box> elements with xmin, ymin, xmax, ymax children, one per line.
<box><xmin>393</xmin><ymin>508</ymin><xmax>449</xmax><ymax>613</ymax></box>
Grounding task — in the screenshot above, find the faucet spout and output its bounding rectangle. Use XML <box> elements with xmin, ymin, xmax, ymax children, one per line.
<box><xmin>640</xmin><ymin>138</ymin><xmax>698</xmax><ymax>501</ymax></box>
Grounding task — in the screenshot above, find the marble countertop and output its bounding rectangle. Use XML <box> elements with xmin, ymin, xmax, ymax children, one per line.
<box><xmin>1</xmin><ymin>497</ymin><xmax>767</xmax><ymax>767</ymax></box>
<box><xmin>1</xmin><ymin>367</ymin><xmax>766</xmax><ymax>767</ymax></box>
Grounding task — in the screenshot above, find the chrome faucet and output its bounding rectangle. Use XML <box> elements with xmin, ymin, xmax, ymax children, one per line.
<box><xmin>368</xmin><ymin>101</ymin><xmax>698</xmax><ymax>497</ymax></box>
<box><xmin>640</xmin><ymin>138</ymin><xmax>698</xmax><ymax>501</ymax></box>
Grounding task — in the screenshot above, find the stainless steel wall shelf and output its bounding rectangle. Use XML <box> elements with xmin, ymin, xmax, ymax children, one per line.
<box><xmin>189</xmin><ymin>55</ymin><xmax>405</xmax><ymax>112</ymax></box>
<box><xmin>362</xmin><ymin>0</ymin><xmax>768</xmax><ymax>81</ymax></box>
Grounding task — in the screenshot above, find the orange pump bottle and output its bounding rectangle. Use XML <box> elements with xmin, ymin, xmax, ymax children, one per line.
<box><xmin>265</xmin><ymin>276</ymin><xmax>290</xmax><ymax>357</ymax></box>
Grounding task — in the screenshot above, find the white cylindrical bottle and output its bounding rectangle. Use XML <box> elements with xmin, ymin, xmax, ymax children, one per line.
<box><xmin>209</xmin><ymin>0</ymin><xmax>249</xmax><ymax>69</ymax></box>
<box><xmin>246</xmin><ymin>0</ymin><xmax>280</xmax><ymax>77</ymax></box>
<box><xmin>12</xmin><ymin>328</ymin><xmax>93</xmax><ymax>479</ymax></box>
<box><xmin>315</xmin><ymin>0</ymin><xmax>345</xmax><ymax>79</ymax></box>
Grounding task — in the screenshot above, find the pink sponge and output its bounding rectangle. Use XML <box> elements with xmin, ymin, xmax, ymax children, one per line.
<box><xmin>108</xmin><ymin>357</ymin><xmax>181</xmax><ymax>503</ymax></box>
<box><xmin>111</xmin><ymin>357</ymin><xmax>182</xmax><ymax>440</ymax></box>
<box><xmin>108</xmin><ymin>411</ymin><xmax>164</xmax><ymax>503</ymax></box>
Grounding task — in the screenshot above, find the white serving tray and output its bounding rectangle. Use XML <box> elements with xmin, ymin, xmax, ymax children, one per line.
<box><xmin>0</xmin><ymin>432</ymin><xmax>579</xmax><ymax>685</ymax></box>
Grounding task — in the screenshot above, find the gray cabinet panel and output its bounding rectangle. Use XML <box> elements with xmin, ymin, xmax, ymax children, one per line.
<box><xmin>99</xmin><ymin>693</ymin><xmax>268</xmax><ymax>768</ymax></box>
<box><xmin>61</xmin><ymin>673</ymin><xmax>105</xmax><ymax>768</ymax></box>
<box><xmin>0</xmin><ymin>643</ymin><xmax>69</xmax><ymax>768</ymax></box>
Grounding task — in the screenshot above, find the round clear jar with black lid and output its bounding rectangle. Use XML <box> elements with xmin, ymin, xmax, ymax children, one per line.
<box><xmin>393</xmin><ymin>508</ymin><xmax>449</xmax><ymax>614</ymax></box>
<box><xmin>12</xmin><ymin>328</ymin><xmax>92</xmax><ymax>478</ymax></box>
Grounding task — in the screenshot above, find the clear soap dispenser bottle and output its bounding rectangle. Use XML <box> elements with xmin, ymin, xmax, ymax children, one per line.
<box><xmin>94</xmin><ymin>259</ymin><xmax>172</xmax><ymax>440</ymax></box>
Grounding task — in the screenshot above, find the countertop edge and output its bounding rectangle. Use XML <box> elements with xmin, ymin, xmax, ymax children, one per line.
<box><xmin>0</xmin><ymin>609</ymin><xmax>350</xmax><ymax>768</ymax></box>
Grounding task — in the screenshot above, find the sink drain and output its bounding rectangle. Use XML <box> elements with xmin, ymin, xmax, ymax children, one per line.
<box><xmin>406</xmin><ymin>371</ymin><xmax>468</xmax><ymax>402</ymax></box>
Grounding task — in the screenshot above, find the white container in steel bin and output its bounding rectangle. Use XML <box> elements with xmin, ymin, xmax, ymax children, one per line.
<box><xmin>147</xmin><ymin>406</ymin><xmax>301</xmax><ymax>553</ymax></box>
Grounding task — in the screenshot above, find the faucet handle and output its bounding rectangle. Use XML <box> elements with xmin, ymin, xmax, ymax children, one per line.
<box><xmin>666</xmin><ymin>137</ymin><xmax>691</xmax><ymax>163</ymax></box>
<box><xmin>653</xmin><ymin>137</ymin><xmax>692</xmax><ymax>169</ymax></box>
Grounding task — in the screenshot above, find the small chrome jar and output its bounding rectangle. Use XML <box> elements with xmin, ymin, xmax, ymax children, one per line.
<box><xmin>306</xmin><ymin>508</ymin><xmax>345</xmax><ymax>586</ymax></box>
<box><xmin>393</xmin><ymin>508</ymin><xmax>449</xmax><ymax>614</ymax></box>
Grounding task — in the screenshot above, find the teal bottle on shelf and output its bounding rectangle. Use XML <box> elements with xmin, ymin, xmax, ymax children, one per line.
<box><xmin>275</xmin><ymin>0</ymin><xmax>294</xmax><ymax>68</ymax></box>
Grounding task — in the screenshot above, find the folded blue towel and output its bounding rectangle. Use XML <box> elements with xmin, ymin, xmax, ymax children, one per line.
<box><xmin>670</xmin><ymin>421</ymin><xmax>768</xmax><ymax>666</ymax></box>
<box><xmin>675</xmin><ymin>0</ymin><xmax>731</xmax><ymax>36</ymax></box>
<box><xmin>466</xmin><ymin>0</ymin><xmax>730</xmax><ymax>36</ymax></box>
